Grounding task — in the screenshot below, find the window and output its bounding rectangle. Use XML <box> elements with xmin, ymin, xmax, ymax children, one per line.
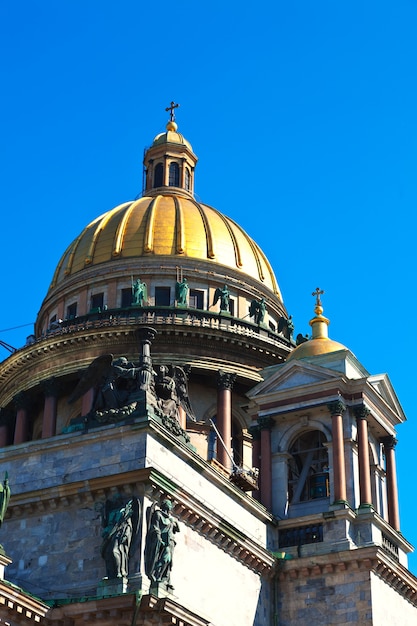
<box><xmin>288</xmin><ymin>430</ymin><xmax>329</xmax><ymax>503</ymax></box>
<box><xmin>229</xmin><ymin>299</ymin><xmax>235</xmax><ymax>316</ymax></box>
<box><xmin>121</xmin><ymin>288</ymin><xmax>132</xmax><ymax>308</ymax></box>
<box><xmin>91</xmin><ymin>293</ymin><xmax>104</xmax><ymax>312</ymax></box>
<box><xmin>169</xmin><ymin>162</ymin><xmax>179</xmax><ymax>187</ymax></box>
<box><xmin>154</xmin><ymin>163</ymin><xmax>163</xmax><ymax>188</ymax></box>
<box><xmin>189</xmin><ymin>289</ymin><xmax>204</xmax><ymax>309</ymax></box>
<box><xmin>67</xmin><ymin>302</ymin><xmax>77</xmax><ymax>320</ymax></box>
<box><xmin>185</xmin><ymin>167</ymin><xmax>191</xmax><ymax>191</ymax></box>
<box><xmin>155</xmin><ymin>286</ymin><xmax>171</xmax><ymax>306</ymax></box>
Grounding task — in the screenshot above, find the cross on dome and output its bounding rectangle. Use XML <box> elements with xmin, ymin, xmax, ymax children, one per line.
<box><xmin>312</xmin><ymin>287</ymin><xmax>324</xmax><ymax>307</ymax></box>
<box><xmin>165</xmin><ymin>101</ymin><xmax>180</xmax><ymax>122</ymax></box>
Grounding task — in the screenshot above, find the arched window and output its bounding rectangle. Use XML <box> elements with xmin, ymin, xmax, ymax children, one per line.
<box><xmin>185</xmin><ymin>167</ymin><xmax>191</xmax><ymax>191</ymax></box>
<box><xmin>154</xmin><ymin>163</ymin><xmax>163</xmax><ymax>188</ymax></box>
<box><xmin>288</xmin><ymin>430</ymin><xmax>329</xmax><ymax>503</ymax></box>
<box><xmin>169</xmin><ymin>162</ymin><xmax>179</xmax><ymax>187</ymax></box>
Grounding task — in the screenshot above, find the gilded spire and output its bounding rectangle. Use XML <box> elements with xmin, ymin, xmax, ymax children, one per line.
<box><xmin>309</xmin><ymin>287</ymin><xmax>330</xmax><ymax>339</ymax></box>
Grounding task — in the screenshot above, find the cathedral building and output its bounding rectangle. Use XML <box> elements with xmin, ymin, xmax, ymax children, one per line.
<box><xmin>0</xmin><ymin>106</ymin><xmax>416</xmax><ymax>625</ymax></box>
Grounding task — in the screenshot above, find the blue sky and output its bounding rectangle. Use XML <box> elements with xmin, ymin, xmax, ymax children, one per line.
<box><xmin>1</xmin><ymin>2</ymin><xmax>417</xmax><ymax>572</ymax></box>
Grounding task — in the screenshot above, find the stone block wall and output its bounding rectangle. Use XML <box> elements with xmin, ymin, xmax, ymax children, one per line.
<box><xmin>277</xmin><ymin>565</ymin><xmax>373</xmax><ymax>625</ymax></box>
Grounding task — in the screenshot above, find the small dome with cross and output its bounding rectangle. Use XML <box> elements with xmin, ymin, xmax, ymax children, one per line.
<box><xmin>287</xmin><ymin>289</ymin><xmax>348</xmax><ymax>361</ymax></box>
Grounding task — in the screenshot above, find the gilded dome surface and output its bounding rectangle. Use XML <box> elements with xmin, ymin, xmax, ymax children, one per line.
<box><xmin>50</xmin><ymin>193</ymin><xmax>282</xmax><ymax>297</ymax></box>
<box><xmin>287</xmin><ymin>337</ymin><xmax>347</xmax><ymax>361</ymax></box>
<box><xmin>287</xmin><ymin>297</ymin><xmax>348</xmax><ymax>361</ymax></box>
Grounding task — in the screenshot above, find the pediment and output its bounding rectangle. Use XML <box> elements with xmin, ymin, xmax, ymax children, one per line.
<box><xmin>368</xmin><ymin>373</ymin><xmax>406</xmax><ymax>421</ymax></box>
<box><xmin>247</xmin><ymin>360</ymin><xmax>341</xmax><ymax>398</ymax></box>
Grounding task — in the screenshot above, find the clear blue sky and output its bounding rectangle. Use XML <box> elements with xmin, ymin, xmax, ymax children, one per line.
<box><xmin>1</xmin><ymin>2</ymin><xmax>416</xmax><ymax>572</ymax></box>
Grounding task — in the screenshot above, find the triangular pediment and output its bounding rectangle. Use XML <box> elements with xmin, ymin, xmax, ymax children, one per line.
<box><xmin>247</xmin><ymin>360</ymin><xmax>342</xmax><ymax>398</ymax></box>
<box><xmin>368</xmin><ymin>373</ymin><xmax>406</xmax><ymax>421</ymax></box>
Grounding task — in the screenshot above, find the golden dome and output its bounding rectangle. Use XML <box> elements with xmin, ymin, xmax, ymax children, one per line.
<box><xmin>49</xmin><ymin>193</ymin><xmax>282</xmax><ymax>297</ymax></box>
<box><xmin>287</xmin><ymin>336</ymin><xmax>347</xmax><ymax>361</ymax></box>
<box><xmin>287</xmin><ymin>290</ymin><xmax>347</xmax><ymax>361</ymax></box>
<box><xmin>152</xmin><ymin>120</ymin><xmax>193</xmax><ymax>151</ymax></box>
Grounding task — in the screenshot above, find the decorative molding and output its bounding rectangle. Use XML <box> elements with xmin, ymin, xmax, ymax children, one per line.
<box><xmin>217</xmin><ymin>370</ymin><xmax>236</xmax><ymax>391</ymax></box>
<box><xmin>258</xmin><ymin>416</ymin><xmax>274</xmax><ymax>431</ymax></box>
<box><xmin>354</xmin><ymin>404</ymin><xmax>371</xmax><ymax>420</ymax></box>
<box><xmin>327</xmin><ymin>399</ymin><xmax>346</xmax><ymax>416</ymax></box>
<box><xmin>381</xmin><ymin>435</ymin><xmax>398</xmax><ymax>450</ymax></box>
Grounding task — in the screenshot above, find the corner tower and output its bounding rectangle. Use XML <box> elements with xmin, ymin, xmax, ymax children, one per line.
<box><xmin>246</xmin><ymin>290</ymin><xmax>417</xmax><ymax>624</ymax></box>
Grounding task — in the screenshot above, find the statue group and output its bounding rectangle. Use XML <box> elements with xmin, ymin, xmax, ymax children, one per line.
<box><xmin>101</xmin><ymin>496</ymin><xmax>180</xmax><ymax>590</ymax></box>
<box><xmin>69</xmin><ymin>348</ymin><xmax>196</xmax><ymax>429</ymax></box>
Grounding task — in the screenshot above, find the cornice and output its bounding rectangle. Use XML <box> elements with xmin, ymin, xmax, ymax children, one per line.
<box><xmin>0</xmin><ymin>578</ymin><xmax>49</xmax><ymax>623</ymax></box>
<box><xmin>0</xmin><ymin>319</ymin><xmax>289</xmax><ymax>406</ymax></box>
<box><xmin>277</xmin><ymin>546</ymin><xmax>417</xmax><ymax>607</ymax></box>
<box><xmin>46</xmin><ymin>593</ymin><xmax>211</xmax><ymax>626</ymax></box>
<box><xmin>4</xmin><ymin>418</ymin><xmax>276</xmax><ymax>578</ymax></box>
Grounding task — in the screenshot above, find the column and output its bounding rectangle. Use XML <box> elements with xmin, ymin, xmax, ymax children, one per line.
<box><xmin>13</xmin><ymin>392</ymin><xmax>30</xmax><ymax>445</ymax></box>
<box><xmin>249</xmin><ymin>423</ymin><xmax>261</xmax><ymax>500</ymax></box>
<box><xmin>258</xmin><ymin>416</ymin><xmax>274</xmax><ymax>511</ymax></box>
<box><xmin>41</xmin><ymin>378</ymin><xmax>59</xmax><ymax>438</ymax></box>
<box><xmin>381</xmin><ymin>436</ymin><xmax>400</xmax><ymax>531</ymax></box>
<box><xmin>81</xmin><ymin>387</ymin><xmax>95</xmax><ymax>416</ymax></box>
<box><xmin>0</xmin><ymin>410</ymin><xmax>12</xmax><ymax>447</ymax></box>
<box><xmin>136</xmin><ymin>327</ymin><xmax>157</xmax><ymax>391</ymax></box>
<box><xmin>216</xmin><ymin>371</ymin><xmax>236</xmax><ymax>470</ymax></box>
<box><xmin>354</xmin><ymin>405</ymin><xmax>372</xmax><ymax>507</ymax></box>
<box><xmin>327</xmin><ymin>399</ymin><xmax>347</xmax><ymax>503</ymax></box>
<box><xmin>178</xmin><ymin>406</ymin><xmax>186</xmax><ymax>430</ymax></box>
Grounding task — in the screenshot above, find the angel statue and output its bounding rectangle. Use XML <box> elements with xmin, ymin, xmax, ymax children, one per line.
<box><xmin>68</xmin><ymin>354</ymin><xmax>141</xmax><ymax>415</ymax></box>
<box><xmin>101</xmin><ymin>495</ymin><xmax>140</xmax><ymax>579</ymax></box>
<box><xmin>278</xmin><ymin>315</ymin><xmax>295</xmax><ymax>341</ymax></box>
<box><xmin>154</xmin><ymin>365</ymin><xmax>196</xmax><ymax>423</ymax></box>
<box><xmin>0</xmin><ymin>473</ymin><xmax>10</xmax><ymax>529</ymax></box>
<box><xmin>249</xmin><ymin>298</ymin><xmax>266</xmax><ymax>325</ymax></box>
<box><xmin>175</xmin><ymin>278</ymin><xmax>188</xmax><ymax>306</ymax></box>
<box><xmin>213</xmin><ymin>284</ymin><xmax>230</xmax><ymax>312</ymax></box>
<box><xmin>144</xmin><ymin>499</ymin><xmax>180</xmax><ymax>589</ymax></box>
<box><xmin>132</xmin><ymin>278</ymin><xmax>147</xmax><ymax>307</ymax></box>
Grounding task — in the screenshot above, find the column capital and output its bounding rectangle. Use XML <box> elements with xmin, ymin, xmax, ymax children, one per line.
<box><xmin>40</xmin><ymin>377</ymin><xmax>61</xmax><ymax>397</ymax></box>
<box><xmin>327</xmin><ymin>399</ymin><xmax>346</xmax><ymax>416</ymax></box>
<box><xmin>354</xmin><ymin>404</ymin><xmax>371</xmax><ymax>420</ymax></box>
<box><xmin>136</xmin><ymin>326</ymin><xmax>157</xmax><ymax>345</ymax></box>
<box><xmin>0</xmin><ymin>408</ymin><xmax>13</xmax><ymax>427</ymax></box>
<box><xmin>381</xmin><ymin>435</ymin><xmax>398</xmax><ymax>450</ymax></box>
<box><xmin>258</xmin><ymin>416</ymin><xmax>274</xmax><ymax>431</ymax></box>
<box><xmin>248</xmin><ymin>423</ymin><xmax>261</xmax><ymax>440</ymax></box>
<box><xmin>13</xmin><ymin>391</ymin><xmax>31</xmax><ymax>411</ymax></box>
<box><xmin>217</xmin><ymin>370</ymin><xmax>236</xmax><ymax>391</ymax></box>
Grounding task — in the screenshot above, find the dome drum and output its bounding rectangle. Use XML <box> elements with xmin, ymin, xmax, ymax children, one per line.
<box><xmin>37</xmin><ymin>253</ymin><xmax>287</xmax><ymax>342</ymax></box>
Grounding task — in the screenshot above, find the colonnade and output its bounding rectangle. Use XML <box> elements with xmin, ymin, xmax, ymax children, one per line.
<box><xmin>250</xmin><ymin>400</ymin><xmax>401</xmax><ymax>531</ymax></box>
